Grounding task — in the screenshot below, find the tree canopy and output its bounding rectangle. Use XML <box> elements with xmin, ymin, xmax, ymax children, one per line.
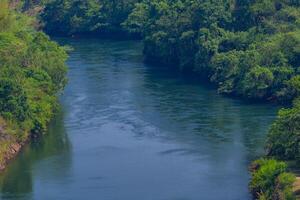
<box><xmin>0</xmin><ymin>0</ymin><xmax>67</xmax><ymax>139</ymax></box>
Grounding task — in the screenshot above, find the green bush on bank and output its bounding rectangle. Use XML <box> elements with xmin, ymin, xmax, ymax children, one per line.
<box><xmin>266</xmin><ymin>98</ymin><xmax>300</xmax><ymax>161</ymax></box>
<box><xmin>250</xmin><ymin>159</ymin><xmax>296</xmax><ymax>200</ymax></box>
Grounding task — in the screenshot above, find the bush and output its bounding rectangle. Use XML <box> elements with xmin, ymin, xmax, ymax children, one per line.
<box><xmin>250</xmin><ymin>159</ymin><xmax>295</xmax><ymax>200</ymax></box>
<box><xmin>242</xmin><ymin>66</ymin><xmax>274</xmax><ymax>99</ymax></box>
<box><xmin>266</xmin><ymin>98</ymin><xmax>300</xmax><ymax>161</ymax></box>
<box><xmin>274</xmin><ymin>172</ymin><xmax>296</xmax><ymax>200</ymax></box>
<box><xmin>0</xmin><ymin>78</ymin><xmax>30</xmax><ymax>122</ymax></box>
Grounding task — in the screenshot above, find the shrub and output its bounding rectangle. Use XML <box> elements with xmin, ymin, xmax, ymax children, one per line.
<box><xmin>250</xmin><ymin>159</ymin><xmax>295</xmax><ymax>200</ymax></box>
<box><xmin>266</xmin><ymin>98</ymin><xmax>300</xmax><ymax>161</ymax></box>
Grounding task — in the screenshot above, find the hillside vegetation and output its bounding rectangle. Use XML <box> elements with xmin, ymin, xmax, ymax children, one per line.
<box><xmin>0</xmin><ymin>0</ymin><xmax>67</xmax><ymax>169</ymax></box>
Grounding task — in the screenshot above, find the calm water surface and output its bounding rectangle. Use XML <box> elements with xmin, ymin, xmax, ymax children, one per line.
<box><xmin>0</xmin><ymin>39</ymin><xmax>278</xmax><ymax>200</ymax></box>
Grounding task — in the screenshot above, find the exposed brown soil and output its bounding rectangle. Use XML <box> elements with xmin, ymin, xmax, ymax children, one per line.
<box><xmin>0</xmin><ymin>132</ymin><xmax>22</xmax><ymax>171</ymax></box>
<box><xmin>294</xmin><ymin>177</ymin><xmax>300</xmax><ymax>199</ymax></box>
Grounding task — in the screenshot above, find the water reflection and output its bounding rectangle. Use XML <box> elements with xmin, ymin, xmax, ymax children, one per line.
<box><xmin>0</xmin><ymin>110</ymin><xmax>71</xmax><ymax>200</ymax></box>
<box><xmin>57</xmin><ymin>39</ymin><xmax>277</xmax><ymax>200</ymax></box>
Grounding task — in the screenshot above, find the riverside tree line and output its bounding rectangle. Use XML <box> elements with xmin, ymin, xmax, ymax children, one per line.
<box><xmin>0</xmin><ymin>0</ymin><xmax>67</xmax><ymax>168</ymax></box>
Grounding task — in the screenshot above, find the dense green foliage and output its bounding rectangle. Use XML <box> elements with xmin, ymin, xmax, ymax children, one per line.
<box><xmin>0</xmin><ymin>0</ymin><xmax>67</xmax><ymax>139</ymax></box>
<box><xmin>123</xmin><ymin>0</ymin><xmax>300</xmax><ymax>102</ymax></box>
<box><xmin>250</xmin><ymin>159</ymin><xmax>295</xmax><ymax>200</ymax></box>
<box><xmin>266</xmin><ymin>98</ymin><xmax>300</xmax><ymax>161</ymax></box>
<box><xmin>41</xmin><ymin>0</ymin><xmax>139</xmax><ymax>36</ymax></box>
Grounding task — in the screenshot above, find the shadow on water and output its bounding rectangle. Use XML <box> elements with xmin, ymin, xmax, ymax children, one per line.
<box><xmin>141</xmin><ymin>64</ymin><xmax>277</xmax><ymax>153</ymax></box>
<box><xmin>0</xmin><ymin>110</ymin><xmax>71</xmax><ymax>200</ymax></box>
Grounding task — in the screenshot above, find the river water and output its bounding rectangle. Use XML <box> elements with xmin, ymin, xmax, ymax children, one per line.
<box><xmin>0</xmin><ymin>39</ymin><xmax>278</xmax><ymax>200</ymax></box>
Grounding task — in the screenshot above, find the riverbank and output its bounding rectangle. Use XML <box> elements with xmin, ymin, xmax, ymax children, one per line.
<box><xmin>0</xmin><ymin>119</ymin><xmax>24</xmax><ymax>171</ymax></box>
<box><xmin>0</xmin><ymin>135</ymin><xmax>22</xmax><ymax>171</ymax></box>
<box><xmin>0</xmin><ymin>1</ymin><xmax>68</xmax><ymax>173</ymax></box>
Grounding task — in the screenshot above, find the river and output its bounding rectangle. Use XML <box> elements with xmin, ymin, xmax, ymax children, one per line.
<box><xmin>0</xmin><ymin>39</ymin><xmax>278</xmax><ymax>200</ymax></box>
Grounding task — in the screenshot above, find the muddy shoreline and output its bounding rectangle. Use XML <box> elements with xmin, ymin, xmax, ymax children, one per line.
<box><xmin>0</xmin><ymin>133</ymin><xmax>24</xmax><ymax>171</ymax></box>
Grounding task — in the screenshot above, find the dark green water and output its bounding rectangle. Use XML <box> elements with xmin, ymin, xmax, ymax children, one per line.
<box><xmin>0</xmin><ymin>39</ymin><xmax>278</xmax><ymax>200</ymax></box>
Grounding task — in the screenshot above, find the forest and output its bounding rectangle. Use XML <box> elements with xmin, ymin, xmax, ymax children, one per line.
<box><xmin>1</xmin><ymin>0</ymin><xmax>300</xmax><ymax>199</ymax></box>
